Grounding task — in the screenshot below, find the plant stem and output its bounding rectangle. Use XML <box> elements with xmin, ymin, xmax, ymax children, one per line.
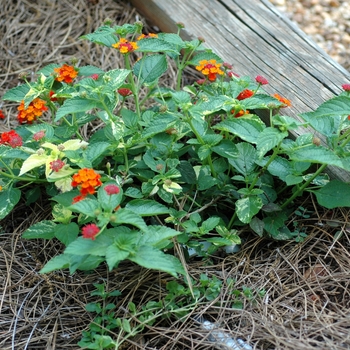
<box><xmin>280</xmin><ymin>163</ymin><xmax>328</xmax><ymax>209</ymax></box>
<box><xmin>186</xmin><ymin>117</ymin><xmax>216</xmax><ymax>177</ymax></box>
<box><xmin>0</xmin><ymin>170</ymin><xmax>47</xmax><ymax>183</ymax></box>
<box><xmin>124</xmin><ymin>57</ymin><xmax>141</xmax><ymax>119</ymax></box>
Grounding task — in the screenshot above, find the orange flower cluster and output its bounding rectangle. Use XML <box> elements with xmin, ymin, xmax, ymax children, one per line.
<box><xmin>273</xmin><ymin>93</ymin><xmax>292</xmax><ymax>108</ymax></box>
<box><xmin>71</xmin><ymin>168</ymin><xmax>102</xmax><ymax>197</ymax></box>
<box><xmin>54</xmin><ymin>64</ymin><xmax>78</xmax><ymax>84</ymax></box>
<box><xmin>137</xmin><ymin>33</ymin><xmax>158</xmax><ymax>40</ymax></box>
<box><xmin>17</xmin><ymin>98</ymin><xmax>48</xmax><ymax>124</ymax></box>
<box><xmin>195</xmin><ymin>59</ymin><xmax>224</xmax><ymax>81</ymax></box>
<box><xmin>112</xmin><ymin>38</ymin><xmax>138</xmax><ymax>54</ymax></box>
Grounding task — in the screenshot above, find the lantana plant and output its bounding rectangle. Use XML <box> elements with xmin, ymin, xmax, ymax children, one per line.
<box><xmin>2</xmin><ymin>21</ymin><xmax>350</xmax><ymax>278</ymax></box>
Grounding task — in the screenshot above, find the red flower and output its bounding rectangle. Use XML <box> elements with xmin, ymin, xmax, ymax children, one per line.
<box><xmin>118</xmin><ymin>88</ymin><xmax>133</xmax><ymax>97</ymax></box>
<box><xmin>196</xmin><ymin>79</ymin><xmax>206</xmax><ymax>85</ymax></box>
<box><xmin>104</xmin><ymin>184</ymin><xmax>120</xmax><ymax>195</ymax></box>
<box><xmin>0</xmin><ymin>130</ymin><xmax>23</xmax><ymax>148</ymax></box>
<box><xmin>222</xmin><ymin>62</ymin><xmax>233</xmax><ymax>70</ymax></box>
<box><xmin>81</xmin><ymin>223</ymin><xmax>100</xmax><ymax>240</ymax></box>
<box><xmin>342</xmin><ymin>84</ymin><xmax>350</xmax><ymax>91</ymax></box>
<box><xmin>90</xmin><ymin>74</ymin><xmax>99</xmax><ymax>80</ymax></box>
<box><xmin>0</xmin><ymin>110</ymin><xmax>5</xmax><ymax>119</ymax></box>
<box><xmin>236</xmin><ymin>89</ymin><xmax>254</xmax><ymax>100</ymax></box>
<box><xmin>33</xmin><ymin>130</ymin><xmax>46</xmax><ymax>141</ymax></box>
<box><xmin>255</xmin><ymin>75</ymin><xmax>268</xmax><ymax>85</ymax></box>
<box><xmin>50</xmin><ymin>159</ymin><xmax>65</xmax><ymax>172</ymax></box>
<box><xmin>54</xmin><ymin>64</ymin><xmax>78</xmax><ymax>84</ymax></box>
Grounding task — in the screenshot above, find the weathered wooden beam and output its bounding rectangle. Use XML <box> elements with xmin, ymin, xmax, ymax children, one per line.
<box><xmin>130</xmin><ymin>0</ymin><xmax>350</xmax><ymax>181</ymax></box>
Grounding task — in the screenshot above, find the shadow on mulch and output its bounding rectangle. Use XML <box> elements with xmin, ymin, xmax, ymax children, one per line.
<box><xmin>1</xmin><ymin>1</ymin><xmax>350</xmax><ymax>349</ymax></box>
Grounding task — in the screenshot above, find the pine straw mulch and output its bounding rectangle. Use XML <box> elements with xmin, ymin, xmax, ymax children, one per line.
<box><xmin>1</xmin><ymin>1</ymin><xmax>350</xmax><ymax>349</ymax></box>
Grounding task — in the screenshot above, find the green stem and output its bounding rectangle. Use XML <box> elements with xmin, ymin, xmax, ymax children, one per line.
<box><xmin>280</xmin><ymin>163</ymin><xmax>328</xmax><ymax>209</ymax></box>
<box><xmin>186</xmin><ymin>117</ymin><xmax>216</xmax><ymax>177</ymax></box>
<box><xmin>124</xmin><ymin>57</ymin><xmax>141</xmax><ymax>119</ymax></box>
<box><xmin>0</xmin><ymin>170</ymin><xmax>48</xmax><ymax>183</ymax></box>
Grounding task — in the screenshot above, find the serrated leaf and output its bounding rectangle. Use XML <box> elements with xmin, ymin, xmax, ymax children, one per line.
<box><xmin>54</xmin><ymin>97</ymin><xmax>98</xmax><ymax>122</ymax></box>
<box><xmin>22</xmin><ymin>220</ymin><xmax>57</xmax><ymax>239</ymax></box>
<box><xmin>139</xmin><ymin>225</ymin><xmax>182</xmax><ymax>248</ymax></box>
<box><xmin>2</xmin><ymin>84</ymin><xmax>30</xmax><ymax>102</ymax></box>
<box><xmin>133</xmin><ymin>54</ymin><xmax>168</xmax><ymax>85</ymax></box>
<box><xmin>256</xmin><ymin>127</ymin><xmax>288</xmax><ymax>158</ymax></box>
<box><xmin>0</xmin><ymin>146</ymin><xmax>29</xmax><ymax>160</ymax></box>
<box><xmin>65</xmin><ymin>234</ymin><xmax>114</xmax><ymax>256</ymax></box>
<box><xmin>235</xmin><ymin>196</ymin><xmax>263</xmax><ymax>224</ymax></box>
<box><xmin>113</xmin><ymin>208</ymin><xmax>147</xmax><ymax>231</ymax></box>
<box><xmin>189</xmin><ymin>51</ymin><xmax>223</xmax><ymax>65</ymax></box>
<box><xmin>141</xmin><ymin>113</ymin><xmax>177</xmax><ymax>138</ymax></box>
<box><xmin>54</xmin><ymin>223</ymin><xmax>79</xmax><ymax>246</ymax></box>
<box><xmin>80</xmin><ymin>25</ymin><xmax>118</xmax><ymax>47</ymax></box>
<box><xmin>125</xmin><ymin>199</ymin><xmax>169</xmax><ymax>216</ymax></box>
<box><xmin>129</xmin><ymin>246</ymin><xmax>184</xmax><ymax>277</ymax></box>
<box><xmin>288</xmin><ymin>144</ymin><xmax>343</xmax><ymax>168</ymax></box>
<box><xmin>201</xmin><ymin>217</ymin><xmax>220</xmax><ymax>232</ymax></box>
<box><xmin>104</xmin><ymin>69</ymin><xmax>131</xmax><ymax>90</ymax></box>
<box><xmin>313</xmin><ymin>180</ymin><xmax>350</xmax><ymax>209</ymax></box>
<box><xmin>215</xmin><ymin>117</ymin><xmax>265</xmax><ymax>143</ymax></box>
<box><xmin>19</xmin><ymin>154</ymin><xmax>47</xmax><ymax>176</ymax></box>
<box><xmin>86</xmin><ymin>142</ymin><xmax>110</xmax><ymax>163</ymax></box>
<box><xmin>0</xmin><ymin>188</ymin><xmax>21</xmax><ymax>220</ymax></box>
<box><xmin>68</xmin><ymin>198</ymin><xmax>100</xmax><ymax>216</ymax></box>
<box><xmin>301</xmin><ymin>95</ymin><xmax>350</xmax><ymax>120</ymax></box>
<box><xmin>136</xmin><ymin>38</ymin><xmax>180</xmax><ymax>55</ymax></box>
<box><xmin>39</xmin><ymin>254</ymin><xmax>70</xmax><ymax>273</ymax></box>
<box><xmin>105</xmin><ymin>244</ymin><xmax>130</xmax><ymax>270</ymax></box>
<box><xmin>228</xmin><ymin>142</ymin><xmax>257</xmax><ymax>176</ymax></box>
<box><xmin>78</xmin><ymin>65</ymin><xmax>105</xmax><ymax>76</ymax></box>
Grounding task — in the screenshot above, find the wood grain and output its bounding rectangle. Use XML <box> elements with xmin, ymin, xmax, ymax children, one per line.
<box><xmin>131</xmin><ymin>0</ymin><xmax>350</xmax><ymax>181</ymax></box>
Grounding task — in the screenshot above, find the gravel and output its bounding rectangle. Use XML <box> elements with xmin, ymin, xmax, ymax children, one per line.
<box><xmin>269</xmin><ymin>0</ymin><xmax>350</xmax><ymax>71</ymax></box>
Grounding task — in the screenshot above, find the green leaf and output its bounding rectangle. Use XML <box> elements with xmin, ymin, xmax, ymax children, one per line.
<box><xmin>78</xmin><ymin>65</ymin><xmax>105</xmax><ymax>76</ymax></box>
<box><xmin>240</xmin><ymin>94</ymin><xmax>285</xmax><ymax>110</ymax></box>
<box><xmin>263</xmin><ymin>212</ymin><xmax>288</xmax><ymax>239</ymax></box>
<box><xmin>0</xmin><ymin>187</ymin><xmax>21</xmax><ymax>220</ymax></box>
<box><xmin>129</xmin><ymin>246</ymin><xmax>184</xmax><ymax>277</ymax></box>
<box><xmin>288</xmin><ymin>144</ymin><xmax>344</xmax><ymax>168</ymax></box>
<box><xmin>105</xmin><ymin>244</ymin><xmax>130</xmax><ymax>270</ymax></box>
<box><xmin>0</xmin><ymin>146</ymin><xmax>29</xmax><ymax>160</ymax></box>
<box><xmin>133</xmin><ymin>54</ymin><xmax>168</xmax><ymax>85</ymax></box>
<box><xmin>141</xmin><ymin>113</ymin><xmax>177</xmax><ymax>138</ymax></box>
<box><xmin>2</xmin><ymin>84</ymin><xmax>30</xmax><ymax>102</ymax></box>
<box><xmin>178</xmin><ymin>161</ymin><xmax>197</xmax><ymax>184</ymax></box>
<box><xmin>97</xmin><ymin>182</ymin><xmax>122</xmax><ymax>212</ymax></box>
<box><xmin>39</xmin><ymin>254</ymin><xmax>70</xmax><ymax>273</ymax></box>
<box><xmin>125</xmin><ymin>199</ymin><xmax>170</xmax><ymax>216</ymax></box>
<box><xmin>104</xmin><ymin>69</ymin><xmax>131</xmax><ymax>90</ymax></box>
<box><xmin>22</xmin><ymin>220</ymin><xmax>57</xmax><ymax>239</ymax></box>
<box><xmin>256</xmin><ymin>127</ymin><xmax>288</xmax><ymax>158</ymax></box>
<box><xmin>80</xmin><ymin>25</ymin><xmax>118</xmax><ymax>47</ymax></box>
<box><xmin>86</xmin><ymin>142</ymin><xmax>110</xmax><ymax>163</ymax></box>
<box><xmin>139</xmin><ymin>225</ymin><xmax>182</xmax><ymax>249</ymax></box>
<box><xmin>201</xmin><ymin>217</ymin><xmax>220</xmax><ymax>232</ymax></box>
<box><xmin>189</xmin><ymin>51</ymin><xmax>223</xmax><ymax>65</ymax></box>
<box><xmin>54</xmin><ymin>223</ymin><xmax>79</xmax><ymax>246</ymax></box>
<box><xmin>215</xmin><ymin>117</ymin><xmax>265</xmax><ymax>143</ymax></box>
<box><xmin>301</xmin><ymin>95</ymin><xmax>350</xmax><ymax>121</ymax></box>
<box><xmin>65</xmin><ymin>234</ymin><xmax>114</xmax><ymax>256</ymax></box>
<box><xmin>136</xmin><ymin>37</ymin><xmax>180</xmax><ymax>55</ymax></box>
<box><xmin>54</xmin><ymin>97</ymin><xmax>98</xmax><ymax>122</ymax></box>
<box><xmin>68</xmin><ymin>198</ymin><xmax>101</xmax><ymax>217</ymax></box>
<box><xmin>26</xmin><ymin>124</ymin><xmax>55</xmax><ymax>140</ymax></box>
<box><xmin>313</xmin><ymin>180</ymin><xmax>350</xmax><ymax>209</ymax></box>
<box><xmin>235</xmin><ymin>196</ymin><xmax>263</xmax><ymax>224</ymax></box>
<box><xmin>228</xmin><ymin>142</ymin><xmax>257</xmax><ymax>176</ymax></box>
<box><xmin>250</xmin><ymin>217</ymin><xmax>264</xmax><ymax>237</ymax></box>
<box><xmin>113</xmin><ymin>208</ymin><xmax>148</xmax><ymax>231</ymax></box>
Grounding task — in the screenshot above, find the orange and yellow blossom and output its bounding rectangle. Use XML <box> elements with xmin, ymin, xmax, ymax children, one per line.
<box><xmin>195</xmin><ymin>59</ymin><xmax>224</xmax><ymax>81</ymax></box>
<box><xmin>112</xmin><ymin>38</ymin><xmax>138</xmax><ymax>54</ymax></box>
